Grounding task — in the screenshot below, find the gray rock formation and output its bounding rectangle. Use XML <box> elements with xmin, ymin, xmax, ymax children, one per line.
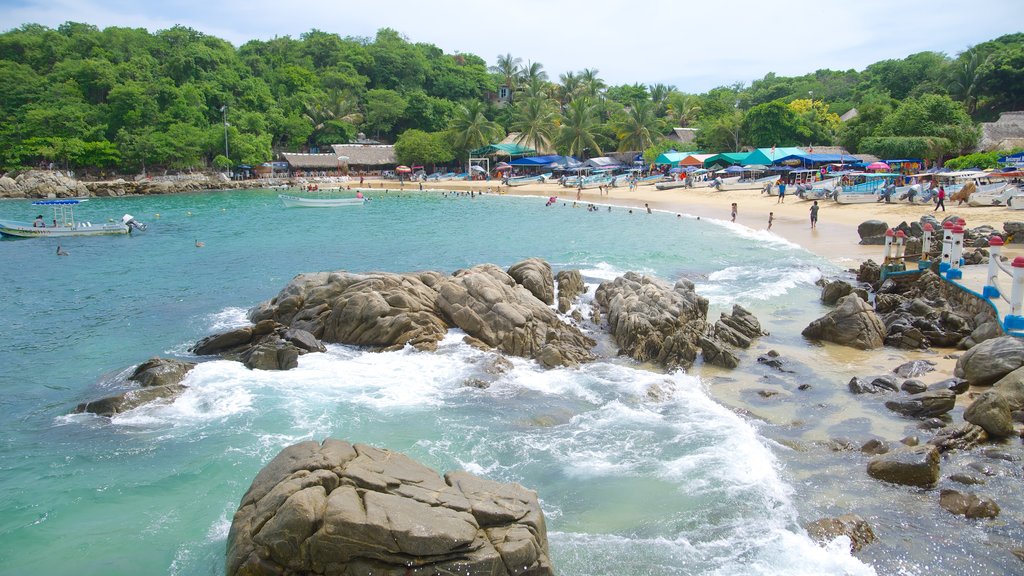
<box><xmin>508</xmin><ymin>258</ymin><xmax>554</xmax><ymax>305</ymax></box>
<box><xmin>13</xmin><ymin>170</ymin><xmax>89</xmax><ymax>198</ymax></box>
<box><xmin>955</xmin><ymin>336</ymin><xmax>1024</xmax><ymax>386</ymax></box>
<box><xmin>802</xmin><ymin>294</ymin><xmax>886</xmax><ymax>350</ymax></box>
<box><xmin>555</xmin><ymin>270</ymin><xmax>585</xmax><ymax>313</ymax></box>
<box><xmin>191</xmin><ymin>320</ymin><xmax>326</xmax><ymax>370</ymax></box>
<box><xmin>963</xmin><ymin>390</ymin><xmax>1014</xmax><ymax>438</ymax></box>
<box><xmin>437</xmin><ymin>264</ymin><xmax>595</xmax><ymax>368</ymax></box>
<box><xmin>0</xmin><ymin>175</ymin><xmax>21</xmax><ymax>198</ymax></box>
<box><xmin>857</xmin><ymin>220</ymin><xmax>889</xmax><ymax>245</ymax></box>
<box><xmin>893</xmin><ymin>360</ymin><xmax>936</xmax><ymax>378</ymax></box>
<box><xmin>928</xmin><ymin>423</ymin><xmax>988</xmax><ymax>453</ymax></box>
<box><xmin>74</xmin><ymin>357</ymin><xmax>195</xmax><ymax>416</ymax></box>
<box><xmin>848</xmin><ymin>375</ymin><xmax>901</xmax><ymax>394</ymax></box>
<box><xmin>866</xmin><ymin>445</ymin><xmax>940</xmax><ymax>488</ymax></box>
<box><xmin>594</xmin><ymin>272</ymin><xmax>709</xmax><ymax>369</ymax></box>
<box><xmin>226</xmin><ymin>439</ymin><xmax>552</xmax><ymax>576</ymax></box>
<box><xmin>884</xmin><ymin>390</ymin><xmax>956</xmax><ymax>418</ymax></box>
<box><xmin>804</xmin><ymin>514</ymin><xmax>876</xmax><ymax>552</ymax></box>
<box><xmin>994</xmin><ymin>366</ymin><xmax>1024</xmax><ymax>410</ymax></box>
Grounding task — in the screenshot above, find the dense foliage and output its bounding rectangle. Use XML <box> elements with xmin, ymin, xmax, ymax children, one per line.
<box><xmin>0</xmin><ymin>22</ymin><xmax>1021</xmax><ymax>174</ymax></box>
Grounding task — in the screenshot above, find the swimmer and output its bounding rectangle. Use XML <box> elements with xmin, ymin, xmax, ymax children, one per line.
<box><xmin>195</xmin><ymin>239</ymin><xmax>205</xmax><ymax>248</ymax></box>
<box><xmin>56</xmin><ymin>244</ymin><xmax>69</xmax><ymax>256</ymax></box>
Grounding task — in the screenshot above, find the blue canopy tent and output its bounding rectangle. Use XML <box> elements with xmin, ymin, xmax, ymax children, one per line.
<box><xmin>509</xmin><ymin>154</ymin><xmax>562</xmax><ymax>166</ymax></box>
<box><xmin>773</xmin><ymin>153</ymin><xmax>859</xmax><ymax>167</ymax></box>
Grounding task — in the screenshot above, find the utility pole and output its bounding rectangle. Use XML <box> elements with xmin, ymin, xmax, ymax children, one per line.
<box><xmin>220</xmin><ymin>105</ymin><xmax>230</xmax><ymax>175</ymax></box>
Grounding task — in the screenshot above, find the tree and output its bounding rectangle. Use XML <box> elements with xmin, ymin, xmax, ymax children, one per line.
<box><xmin>490</xmin><ymin>53</ymin><xmax>521</xmax><ymax>102</ymax></box>
<box><xmin>579</xmin><ymin>68</ymin><xmax>605</xmax><ymax>99</ymax></box>
<box><xmin>741</xmin><ymin>101</ymin><xmax>801</xmax><ymax>147</ymax></box>
<box><xmin>363</xmin><ymin>88</ymin><xmax>407</xmax><ymax>139</ymax></box>
<box><xmin>394</xmin><ymin>129</ymin><xmax>454</xmax><ymax>168</ymax></box>
<box><xmin>695</xmin><ymin>110</ymin><xmax>743</xmax><ymax>151</ymax></box>
<box><xmin>511</xmin><ymin>97</ymin><xmax>558</xmax><ymax>153</ymax></box>
<box><xmin>787</xmin><ymin>98</ymin><xmax>841</xmax><ymax>145</ymax></box>
<box><xmin>975</xmin><ymin>42</ymin><xmax>1024</xmax><ymax>116</ymax></box>
<box><xmin>666</xmin><ymin>92</ymin><xmax>702</xmax><ymax>127</ymax></box>
<box><xmin>447</xmin><ymin>100</ymin><xmax>503</xmax><ymax>155</ymax></box>
<box><xmin>948</xmin><ymin>49</ymin><xmax>985</xmax><ymax>115</ymax></box>
<box><xmin>556</xmin><ymin>98</ymin><xmax>601</xmax><ymax>158</ymax></box>
<box><xmin>557</xmin><ymin>71</ymin><xmax>581</xmax><ymax>105</ymax></box>
<box><xmin>521</xmin><ymin>61</ymin><xmax>547</xmax><ymax>85</ymax></box>
<box><xmin>876</xmin><ymin>94</ymin><xmax>978</xmax><ymax>155</ymax></box>
<box><xmin>611</xmin><ymin>99</ymin><xmax>659</xmax><ymax>152</ymax></box>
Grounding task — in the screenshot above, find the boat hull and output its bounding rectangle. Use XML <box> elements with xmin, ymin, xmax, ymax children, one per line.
<box><xmin>279</xmin><ymin>195</ymin><xmax>364</xmax><ymax>208</ymax></box>
<box><xmin>0</xmin><ymin>219</ymin><xmax>128</xmax><ymax>237</ymax></box>
<box><xmin>654</xmin><ymin>180</ymin><xmax>690</xmax><ymax>190</ymax></box>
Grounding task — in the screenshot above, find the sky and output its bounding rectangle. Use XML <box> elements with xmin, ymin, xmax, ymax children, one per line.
<box><xmin>2</xmin><ymin>0</ymin><xmax>1021</xmax><ymax>93</ymax></box>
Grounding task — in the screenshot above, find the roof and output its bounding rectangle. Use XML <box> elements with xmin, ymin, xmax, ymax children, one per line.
<box><xmin>839</xmin><ymin>108</ymin><xmax>859</xmax><ymax>122</ymax></box>
<box><xmin>509</xmin><ymin>154</ymin><xmax>562</xmax><ymax>166</ymax></box>
<box><xmin>655</xmin><ymin>152</ymin><xmax>689</xmax><ymax>165</ymax></box>
<box><xmin>979</xmin><ymin>111</ymin><xmax>1024</xmax><ymax>152</ymax></box>
<box><xmin>680</xmin><ymin>153</ymin><xmax>714</xmax><ymax>166</ymax></box>
<box><xmin>744</xmin><ymin>147</ymin><xmax>806</xmax><ymax>165</ymax></box>
<box><xmin>469</xmin><ymin>143</ymin><xmax>536</xmax><ymax>157</ymax></box>
<box><xmin>583</xmin><ymin>156</ymin><xmax>624</xmax><ymax>168</ymax></box>
<box><xmin>668</xmin><ymin>127</ymin><xmax>698</xmax><ymax>143</ymax></box>
<box><xmin>774</xmin><ymin>153</ymin><xmax>860</xmax><ymax>165</ymax></box>
<box><xmin>331</xmin><ymin>144</ymin><xmax>397</xmax><ymax>166</ymax></box>
<box><xmin>281</xmin><ymin>153</ymin><xmax>346</xmax><ymax>169</ymax></box>
<box><xmin>703</xmin><ymin>152</ymin><xmax>751</xmax><ymax>167</ymax></box>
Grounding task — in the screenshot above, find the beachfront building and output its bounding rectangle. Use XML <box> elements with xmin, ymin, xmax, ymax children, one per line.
<box><xmin>667</xmin><ymin>127</ymin><xmax>698</xmax><ymax>145</ymax></box>
<box><xmin>281</xmin><ymin>152</ymin><xmax>348</xmax><ymax>177</ymax></box>
<box><xmin>330</xmin><ymin>143</ymin><xmax>397</xmax><ymax>173</ymax></box>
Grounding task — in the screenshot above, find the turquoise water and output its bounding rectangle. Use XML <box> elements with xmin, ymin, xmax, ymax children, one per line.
<box><xmin>0</xmin><ymin>189</ymin><xmax>874</xmax><ymax>575</ymax></box>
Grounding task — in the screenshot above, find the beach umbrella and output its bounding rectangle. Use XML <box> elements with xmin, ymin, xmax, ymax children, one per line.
<box><xmin>396</xmin><ymin>165</ymin><xmax>412</xmax><ymax>173</ymax></box>
<box><xmin>724</xmin><ymin>165</ymin><xmax>745</xmax><ymax>174</ymax></box>
<box><xmin>866</xmin><ymin>161</ymin><xmax>890</xmax><ymax>171</ymax></box>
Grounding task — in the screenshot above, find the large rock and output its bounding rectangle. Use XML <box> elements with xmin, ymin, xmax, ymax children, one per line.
<box><xmin>191</xmin><ymin>320</ymin><xmax>324</xmax><ymax>370</ymax></box>
<box><xmin>508</xmin><ymin>258</ymin><xmax>554</xmax><ymax>306</ymax></box>
<box><xmin>594</xmin><ymin>272</ymin><xmax>709</xmax><ymax>369</ymax></box>
<box><xmin>0</xmin><ymin>175</ymin><xmax>21</xmax><ymax>198</ymax></box>
<box><xmin>994</xmin><ymin>366</ymin><xmax>1024</xmax><ymax>410</ymax></box>
<box><xmin>963</xmin><ymin>390</ymin><xmax>1014</xmax><ymax>438</ymax></box>
<box><xmin>955</xmin><ymin>336</ymin><xmax>1024</xmax><ymax>386</ymax></box>
<box><xmin>437</xmin><ymin>264</ymin><xmax>594</xmax><ymax>368</ymax></box>
<box><xmin>804</xmin><ymin>514</ymin><xmax>876</xmax><ymax>552</ymax></box>
<box><xmin>884</xmin><ymin>390</ymin><xmax>956</xmax><ymax>418</ymax></box>
<box><xmin>802</xmin><ymin>294</ymin><xmax>886</xmax><ymax>350</ymax></box>
<box><xmin>74</xmin><ymin>357</ymin><xmax>195</xmax><ymax>417</ymax></box>
<box><xmin>248</xmin><ymin>271</ymin><xmax>448</xmax><ymax>351</ymax></box>
<box><xmin>226</xmin><ymin>439</ymin><xmax>553</xmax><ymax>576</ymax></box>
<box><xmin>858</xmin><ymin>220</ymin><xmax>889</xmax><ymax>241</ymax></box>
<box><xmin>866</xmin><ymin>445</ymin><xmax>940</xmax><ymax>488</ymax></box>
<box><xmin>555</xmin><ymin>269</ymin><xmax>586</xmax><ymax>313</ymax></box>
<box><xmin>14</xmin><ymin>170</ymin><xmax>90</xmax><ymax>198</ymax></box>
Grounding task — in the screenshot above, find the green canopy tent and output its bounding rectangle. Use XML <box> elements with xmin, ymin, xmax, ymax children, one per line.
<box><xmin>702</xmin><ymin>152</ymin><xmax>751</xmax><ymax>168</ymax></box>
<box><xmin>469</xmin><ymin>143</ymin><xmax>537</xmax><ymax>158</ymax></box>
<box><xmin>743</xmin><ymin>147</ymin><xmax>805</xmax><ymax>166</ymax></box>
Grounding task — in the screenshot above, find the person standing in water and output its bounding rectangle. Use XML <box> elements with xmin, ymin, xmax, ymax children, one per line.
<box><xmin>730</xmin><ymin>203</ymin><xmax>737</xmax><ymax>222</ymax></box>
<box><xmin>810</xmin><ymin>201</ymin><xmax>819</xmax><ymax>229</ymax></box>
<box><xmin>767</xmin><ymin>212</ymin><xmax>774</xmax><ymax>230</ymax></box>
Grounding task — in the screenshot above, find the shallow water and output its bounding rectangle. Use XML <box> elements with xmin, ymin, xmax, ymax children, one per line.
<box><xmin>0</xmin><ymin>189</ymin><xmax>1019</xmax><ymax>575</ymax></box>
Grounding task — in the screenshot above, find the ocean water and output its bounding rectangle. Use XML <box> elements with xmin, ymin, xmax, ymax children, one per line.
<box><xmin>0</xmin><ymin>188</ymin><xmax>938</xmax><ymax>575</ymax></box>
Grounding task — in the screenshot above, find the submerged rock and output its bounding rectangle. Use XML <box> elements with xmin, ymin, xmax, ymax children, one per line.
<box><xmin>225</xmin><ymin>439</ymin><xmax>553</xmax><ymax>576</ymax></box>
<box><xmin>74</xmin><ymin>357</ymin><xmax>195</xmax><ymax>417</ymax></box>
<box><xmin>866</xmin><ymin>445</ymin><xmax>940</xmax><ymax>488</ymax></box>
<box><xmin>802</xmin><ymin>294</ymin><xmax>885</xmax><ymax>350</ymax></box>
<box><xmin>805</xmin><ymin>514</ymin><xmax>876</xmax><ymax>552</ymax></box>
<box><xmin>939</xmin><ymin>489</ymin><xmax>1000</xmax><ymax>519</ymax></box>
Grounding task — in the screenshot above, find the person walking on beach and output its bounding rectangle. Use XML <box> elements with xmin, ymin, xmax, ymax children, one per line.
<box><xmin>645</xmin><ymin>203</ymin><xmax>652</xmax><ymax>214</ymax></box>
<box><xmin>767</xmin><ymin>212</ymin><xmax>774</xmax><ymax>230</ymax></box>
<box><xmin>777</xmin><ymin>181</ymin><xmax>786</xmax><ymax>203</ymax></box>
<box><xmin>730</xmin><ymin>202</ymin><xmax>737</xmax><ymax>222</ymax></box>
<box><xmin>810</xmin><ymin>201</ymin><xmax>819</xmax><ymax>229</ymax></box>
<box><xmin>934</xmin><ymin>186</ymin><xmax>946</xmax><ymax>211</ymax></box>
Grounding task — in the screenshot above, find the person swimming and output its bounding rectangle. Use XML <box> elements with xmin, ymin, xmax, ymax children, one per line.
<box><xmin>56</xmin><ymin>244</ymin><xmax>68</xmax><ymax>256</ymax></box>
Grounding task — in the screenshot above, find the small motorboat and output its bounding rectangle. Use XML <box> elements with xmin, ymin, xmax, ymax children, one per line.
<box><xmin>0</xmin><ymin>199</ymin><xmax>146</xmax><ymax>238</ymax></box>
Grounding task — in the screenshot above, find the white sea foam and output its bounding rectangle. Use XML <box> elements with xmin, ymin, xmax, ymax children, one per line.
<box><xmin>696</xmin><ymin>264</ymin><xmax>822</xmax><ymax>305</ymax></box>
<box><xmin>205</xmin><ymin>306</ymin><xmax>251</xmax><ymax>331</ymax></box>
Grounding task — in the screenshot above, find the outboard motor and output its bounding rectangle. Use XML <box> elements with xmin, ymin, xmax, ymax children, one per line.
<box><xmin>122</xmin><ymin>214</ymin><xmax>147</xmax><ymax>233</ymax></box>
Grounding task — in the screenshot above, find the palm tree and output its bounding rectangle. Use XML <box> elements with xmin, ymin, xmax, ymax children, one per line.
<box><xmin>666</xmin><ymin>92</ymin><xmax>702</xmax><ymax>127</ymax></box>
<box><xmin>518</xmin><ymin>77</ymin><xmax>550</xmax><ymax>101</ymax></box>
<box><xmin>522</xmin><ymin>60</ymin><xmax>548</xmax><ymax>85</ymax></box>
<box><xmin>511</xmin><ymin>97</ymin><xmax>558</xmax><ymax>153</ymax></box>
<box><xmin>449</xmin><ymin>100</ymin><xmax>503</xmax><ymax>154</ymax></box>
<box><xmin>612</xmin><ymin>99</ymin><xmax>659</xmax><ymax>152</ymax></box>
<box><xmin>579</xmin><ymin>68</ymin><xmax>605</xmax><ymax>99</ymax></box>
<box><xmin>558</xmin><ymin>71</ymin><xmax>581</xmax><ymax>105</ymax></box>
<box><xmin>949</xmin><ymin>49</ymin><xmax>985</xmax><ymax>116</ymax></box>
<box><xmin>557</xmin><ymin>98</ymin><xmax>602</xmax><ymax>159</ymax></box>
<box><xmin>490</xmin><ymin>53</ymin><xmax>522</xmax><ymax>103</ymax></box>
<box><xmin>648</xmin><ymin>83</ymin><xmax>675</xmax><ymax>116</ymax></box>
<box><xmin>303</xmin><ymin>89</ymin><xmax>362</xmax><ymax>143</ymax></box>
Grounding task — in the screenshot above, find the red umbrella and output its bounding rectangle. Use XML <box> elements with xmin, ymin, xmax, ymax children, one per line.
<box><xmin>395</xmin><ymin>165</ymin><xmax>412</xmax><ymax>173</ymax></box>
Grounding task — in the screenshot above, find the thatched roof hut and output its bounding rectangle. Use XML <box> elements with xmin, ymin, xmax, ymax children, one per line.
<box><xmin>979</xmin><ymin>111</ymin><xmax>1024</xmax><ymax>152</ymax></box>
<box><xmin>281</xmin><ymin>153</ymin><xmax>346</xmax><ymax>171</ymax></box>
<box><xmin>331</xmin><ymin>144</ymin><xmax>397</xmax><ymax>168</ymax></box>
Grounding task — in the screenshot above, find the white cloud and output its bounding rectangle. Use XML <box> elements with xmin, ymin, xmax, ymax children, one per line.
<box><xmin>2</xmin><ymin>0</ymin><xmax>1020</xmax><ymax>92</ymax></box>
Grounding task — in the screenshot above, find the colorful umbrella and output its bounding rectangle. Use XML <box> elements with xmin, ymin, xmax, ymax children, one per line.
<box><xmin>396</xmin><ymin>165</ymin><xmax>412</xmax><ymax>173</ymax></box>
<box><xmin>866</xmin><ymin>161</ymin><xmax>890</xmax><ymax>171</ymax></box>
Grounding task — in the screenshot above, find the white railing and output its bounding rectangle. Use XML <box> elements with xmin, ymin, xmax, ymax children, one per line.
<box><xmin>982</xmin><ymin>236</ymin><xmax>1024</xmax><ymax>330</ymax></box>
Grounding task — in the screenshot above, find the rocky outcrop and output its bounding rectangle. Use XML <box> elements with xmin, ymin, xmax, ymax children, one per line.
<box><xmin>437</xmin><ymin>265</ymin><xmax>595</xmax><ymax>368</ymax></box>
<box><xmin>74</xmin><ymin>357</ymin><xmax>196</xmax><ymax>417</ymax></box>
<box><xmin>594</xmin><ymin>272</ymin><xmax>710</xmax><ymax>369</ymax></box>
<box><xmin>225</xmin><ymin>439</ymin><xmax>553</xmax><ymax>576</ymax></box>
<box><xmin>508</xmin><ymin>258</ymin><xmax>554</xmax><ymax>306</ymax></box>
<box><xmin>802</xmin><ymin>294</ymin><xmax>886</xmax><ymax>350</ymax></box>
<box><xmin>0</xmin><ymin>175</ymin><xmax>21</xmax><ymax>197</ymax></box>
<box><xmin>857</xmin><ymin>220</ymin><xmax>889</xmax><ymax>245</ymax></box>
<box><xmin>955</xmin><ymin>336</ymin><xmax>1024</xmax><ymax>386</ymax></box>
<box><xmin>246</xmin><ymin>262</ymin><xmax>595</xmax><ymax>368</ymax></box>
<box><xmin>555</xmin><ymin>270</ymin><xmax>586</xmax><ymax>313</ymax></box>
<box><xmin>11</xmin><ymin>170</ymin><xmax>90</xmax><ymax>198</ymax></box>
<box><xmin>805</xmin><ymin>514</ymin><xmax>876</xmax><ymax>553</ymax></box>
<box><xmin>191</xmin><ymin>319</ymin><xmax>326</xmax><ymax>370</ymax></box>
<box><xmin>866</xmin><ymin>445</ymin><xmax>940</xmax><ymax>488</ymax></box>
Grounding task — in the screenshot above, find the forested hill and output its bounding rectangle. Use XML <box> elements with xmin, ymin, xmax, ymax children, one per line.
<box><xmin>0</xmin><ymin>22</ymin><xmax>1021</xmax><ymax>174</ymax></box>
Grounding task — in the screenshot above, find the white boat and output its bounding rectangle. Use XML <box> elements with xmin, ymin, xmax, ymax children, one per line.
<box><xmin>967</xmin><ymin>183</ymin><xmax>1021</xmax><ymax>207</ymax></box>
<box><xmin>655</xmin><ymin>179</ymin><xmax>690</xmax><ymax>190</ymax></box>
<box><xmin>713</xmin><ymin>174</ymin><xmax>780</xmax><ymax>192</ymax></box>
<box><xmin>0</xmin><ymin>199</ymin><xmax>146</xmax><ymax>238</ymax></box>
<box><xmin>635</xmin><ymin>174</ymin><xmax>666</xmax><ymax>187</ymax></box>
<box><xmin>834</xmin><ymin>175</ymin><xmax>889</xmax><ymax>204</ymax></box>
<box><xmin>505</xmin><ymin>173</ymin><xmax>552</xmax><ymax>187</ymax></box>
<box><xmin>279</xmin><ymin>194</ymin><xmax>364</xmax><ymax>208</ymax></box>
<box><xmin>795</xmin><ymin>177</ymin><xmax>841</xmax><ymax>200</ymax></box>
